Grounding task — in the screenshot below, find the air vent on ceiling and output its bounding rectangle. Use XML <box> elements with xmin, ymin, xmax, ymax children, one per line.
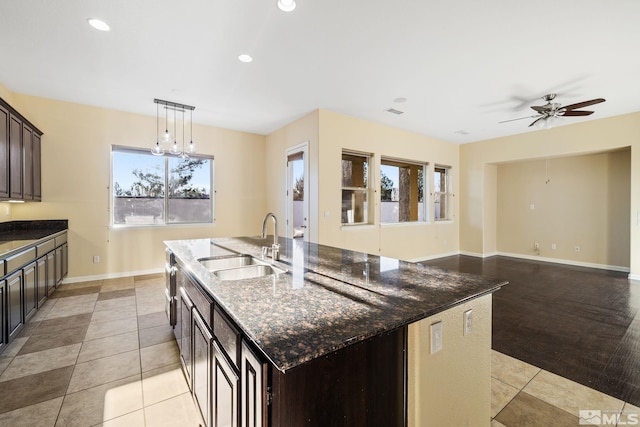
<box><xmin>385</xmin><ymin>108</ymin><xmax>404</xmax><ymax>115</ymax></box>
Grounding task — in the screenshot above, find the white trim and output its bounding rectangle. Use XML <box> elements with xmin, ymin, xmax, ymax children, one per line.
<box><xmin>496</xmin><ymin>251</ymin><xmax>630</xmax><ymax>273</ymax></box>
<box><xmin>459</xmin><ymin>250</ymin><xmax>487</xmax><ymax>258</ymax></box>
<box><xmin>406</xmin><ymin>251</ymin><xmax>460</xmax><ymax>263</ymax></box>
<box><xmin>628</xmin><ymin>273</ymin><xmax>640</xmax><ymax>281</ymax></box>
<box><xmin>62</xmin><ymin>267</ymin><xmax>164</xmax><ymax>284</ymax></box>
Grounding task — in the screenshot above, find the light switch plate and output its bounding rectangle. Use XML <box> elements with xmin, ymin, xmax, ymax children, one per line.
<box><xmin>430</xmin><ymin>321</ymin><xmax>443</xmax><ymax>354</ymax></box>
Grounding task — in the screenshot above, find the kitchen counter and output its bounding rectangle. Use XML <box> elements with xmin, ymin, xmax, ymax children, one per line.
<box><xmin>165</xmin><ymin>236</ymin><xmax>506</xmax><ymax>372</ymax></box>
<box><xmin>0</xmin><ymin>220</ymin><xmax>69</xmax><ymax>258</ymax></box>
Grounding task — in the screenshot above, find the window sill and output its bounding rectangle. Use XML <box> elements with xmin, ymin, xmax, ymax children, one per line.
<box><xmin>434</xmin><ymin>219</ymin><xmax>454</xmax><ymax>225</ymax></box>
<box><xmin>340</xmin><ymin>224</ymin><xmax>376</xmax><ymax>231</ymax></box>
<box><xmin>110</xmin><ymin>222</ymin><xmax>215</xmax><ymax>230</ymax></box>
<box><xmin>380</xmin><ymin>221</ymin><xmax>429</xmax><ymax>228</ymax></box>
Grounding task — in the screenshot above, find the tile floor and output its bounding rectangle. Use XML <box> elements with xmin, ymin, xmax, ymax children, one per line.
<box><xmin>1</xmin><ymin>270</ymin><xmax>638</xmax><ymax>426</ymax></box>
<box><xmin>0</xmin><ymin>274</ymin><xmax>204</xmax><ymax>427</ymax></box>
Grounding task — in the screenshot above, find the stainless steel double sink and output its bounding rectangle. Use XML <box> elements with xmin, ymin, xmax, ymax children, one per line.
<box><xmin>199</xmin><ymin>254</ymin><xmax>287</xmax><ymax>281</ymax></box>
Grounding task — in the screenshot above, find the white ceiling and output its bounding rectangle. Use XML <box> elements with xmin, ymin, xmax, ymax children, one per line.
<box><xmin>1</xmin><ymin>0</ymin><xmax>639</xmax><ymax>144</ymax></box>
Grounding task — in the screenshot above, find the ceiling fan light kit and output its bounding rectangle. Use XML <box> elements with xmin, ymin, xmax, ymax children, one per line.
<box><xmin>500</xmin><ymin>93</ymin><xmax>606</xmax><ymax>129</ymax></box>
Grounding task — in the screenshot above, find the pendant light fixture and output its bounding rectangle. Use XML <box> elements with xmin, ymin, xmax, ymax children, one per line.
<box><xmin>152</xmin><ymin>98</ymin><xmax>196</xmax><ymax>157</ymax></box>
<box><xmin>151</xmin><ymin>102</ymin><xmax>165</xmax><ymax>156</ymax></box>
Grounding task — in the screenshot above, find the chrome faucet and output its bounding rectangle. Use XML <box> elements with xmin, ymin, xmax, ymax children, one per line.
<box><xmin>261</xmin><ymin>212</ymin><xmax>280</xmax><ymax>262</ymax></box>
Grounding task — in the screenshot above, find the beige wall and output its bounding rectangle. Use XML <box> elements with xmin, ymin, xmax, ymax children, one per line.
<box><xmin>408</xmin><ymin>294</ymin><xmax>492</xmax><ymax>426</ymax></box>
<box><xmin>497</xmin><ymin>151</ymin><xmax>630</xmax><ymax>269</ymax></box>
<box><xmin>5</xmin><ymin>92</ymin><xmax>266</xmax><ymax>280</ymax></box>
<box><xmin>317</xmin><ymin>109</ymin><xmax>460</xmax><ymax>261</ymax></box>
<box><xmin>460</xmin><ymin>113</ymin><xmax>640</xmax><ymax>277</ymax></box>
<box><xmin>264</xmin><ymin>111</ymin><xmax>320</xmax><ymax>243</ymax></box>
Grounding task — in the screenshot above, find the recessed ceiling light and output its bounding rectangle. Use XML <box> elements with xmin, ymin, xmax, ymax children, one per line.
<box><xmin>455</xmin><ymin>130</ymin><xmax>470</xmax><ymax>135</ymax></box>
<box><xmin>87</xmin><ymin>18</ymin><xmax>110</xmax><ymax>31</ymax></box>
<box><xmin>393</xmin><ymin>97</ymin><xmax>407</xmax><ymax>103</ymax></box>
<box><xmin>238</xmin><ymin>54</ymin><xmax>253</xmax><ymax>63</ymax></box>
<box><xmin>277</xmin><ymin>0</ymin><xmax>296</xmax><ymax>12</ymax></box>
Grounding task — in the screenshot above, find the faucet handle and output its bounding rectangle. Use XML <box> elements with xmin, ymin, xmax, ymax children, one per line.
<box><xmin>271</xmin><ymin>243</ymin><xmax>280</xmax><ymax>262</ymax></box>
<box><xmin>261</xmin><ymin>246</ymin><xmax>269</xmax><ymax>260</ymax></box>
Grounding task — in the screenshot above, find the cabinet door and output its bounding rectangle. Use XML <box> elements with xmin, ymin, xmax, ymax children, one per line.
<box><xmin>7</xmin><ymin>271</ymin><xmax>23</xmax><ymax>339</ymax></box>
<box><xmin>55</xmin><ymin>246</ymin><xmax>63</xmax><ymax>285</ymax></box>
<box><xmin>46</xmin><ymin>251</ymin><xmax>56</xmax><ymax>295</ymax></box>
<box><xmin>62</xmin><ymin>243</ymin><xmax>68</xmax><ymax>278</ymax></box>
<box><xmin>23</xmin><ymin>261</ymin><xmax>37</xmax><ymax>321</ymax></box>
<box><xmin>9</xmin><ymin>115</ymin><xmax>22</xmax><ymax>199</ymax></box>
<box><xmin>32</xmin><ymin>133</ymin><xmax>41</xmax><ymax>200</ymax></box>
<box><xmin>193</xmin><ymin>310</ymin><xmax>213</xmax><ymax>427</ymax></box>
<box><xmin>22</xmin><ymin>124</ymin><xmax>33</xmax><ymax>199</ymax></box>
<box><xmin>179</xmin><ymin>286</ymin><xmax>194</xmax><ymax>388</ymax></box>
<box><xmin>213</xmin><ymin>340</ymin><xmax>239</xmax><ymax>427</ymax></box>
<box><xmin>0</xmin><ymin>281</ymin><xmax>6</xmax><ymax>351</ymax></box>
<box><xmin>37</xmin><ymin>256</ymin><xmax>47</xmax><ymax>307</ymax></box>
<box><xmin>0</xmin><ymin>104</ymin><xmax>9</xmax><ymax>199</ymax></box>
<box><xmin>241</xmin><ymin>341</ymin><xmax>267</xmax><ymax>427</ymax></box>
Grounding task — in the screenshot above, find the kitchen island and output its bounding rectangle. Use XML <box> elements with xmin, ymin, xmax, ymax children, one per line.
<box><xmin>165</xmin><ymin>236</ymin><xmax>506</xmax><ymax>427</ymax></box>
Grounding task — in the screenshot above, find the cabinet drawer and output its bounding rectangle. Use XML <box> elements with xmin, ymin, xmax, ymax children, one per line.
<box><xmin>55</xmin><ymin>233</ymin><xmax>67</xmax><ymax>247</ymax></box>
<box><xmin>182</xmin><ymin>273</ymin><xmax>213</xmax><ymax>330</ymax></box>
<box><xmin>6</xmin><ymin>247</ymin><xmax>36</xmax><ymax>273</ymax></box>
<box><xmin>37</xmin><ymin>239</ymin><xmax>55</xmax><ymax>257</ymax></box>
<box><xmin>214</xmin><ymin>306</ymin><xmax>240</xmax><ymax>368</ymax></box>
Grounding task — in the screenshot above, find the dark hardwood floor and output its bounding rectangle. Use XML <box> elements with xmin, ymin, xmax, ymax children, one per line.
<box><xmin>422</xmin><ymin>255</ymin><xmax>640</xmax><ymax>406</ymax></box>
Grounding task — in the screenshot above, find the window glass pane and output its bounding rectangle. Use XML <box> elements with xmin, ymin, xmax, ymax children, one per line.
<box><xmin>381</xmin><ymin>159</ymin><xmax>425</xmax><ymax>223</ymax></box>
<box><xmin>168</xmin><ymin>157</ymin><xmax>212</xmax><ymax>223</ymax></box>
<box><xmin>434</xmin><ymin>166</ymin><xmax>450</xmax><ymax>220</ymax></box>
<box><xmin>341</xmin><ymin>152</ymin><xmax>371</xmax><ymax>225</ymax></box>
<box><xmin>113</xmin><ymin>151</ymin><xmax>165</xmax><ymax>225</ymax></box>
<box><xmin>341</xmin><ymin>189</ymin><xmax>369</xmax><ymax>224</ymax></box>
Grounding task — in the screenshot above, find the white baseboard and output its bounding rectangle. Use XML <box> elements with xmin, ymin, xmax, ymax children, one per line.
<box><xmin>496</xmin><ymin>251</ymin><xmax>630</xmax><ymax>273</ymax></box>
<box><xmin>63</xmin><ymin>268</ymin><xmax>164</xmax><ymax>284</ymax></box>
<box><xmin>406</xmin><ymin>251</ymin><xmax>460</xmax><ymax>263</ymax></box>
<box><xmin>628</xmin><ymin>273</ymin><xmax>640</xmax><ymax>281</ymax></box>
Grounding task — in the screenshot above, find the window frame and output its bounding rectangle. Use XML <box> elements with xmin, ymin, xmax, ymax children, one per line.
<box><xmin>110</xmin><ymin>146</ymin><xmax>215</xmax><ymax>228</ymax></box>
<box><xmin>433</xmin><ymin>164</ymin><xmax>452</xmax><ymax>221</ymax></box>
<box><xmin>341</xmin><ymin>150</ymin><xmax>373</xmax><ymax>226</ymax></box>
<box><xmin>379</xmin><ymin>157</ymin><xmax>428</xmax><ymax>224</ymax></box>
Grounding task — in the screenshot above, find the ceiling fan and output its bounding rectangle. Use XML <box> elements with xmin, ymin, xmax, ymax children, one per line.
<box><xmin>500</xmin><ymin>94</ymin><xmax>606</xmax><ymax>128</ymax></box>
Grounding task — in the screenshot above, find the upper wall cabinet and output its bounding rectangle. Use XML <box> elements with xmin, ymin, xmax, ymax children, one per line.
<box><xmin>0</xmin><ymin>97</ymin><xmax>43</xmax><ymax>202</ymax></box>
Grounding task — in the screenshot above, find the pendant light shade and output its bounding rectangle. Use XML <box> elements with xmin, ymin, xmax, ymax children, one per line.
<box><xmin>152</xmin><ymin>98</ymin><xmax>196</xmax><ymax>157</ymax></box>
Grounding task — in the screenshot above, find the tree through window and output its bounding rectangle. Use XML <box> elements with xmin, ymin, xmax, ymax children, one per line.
<box><xmin>112</xmin><ymin>147</ymin><xmax>213</xmax><ymax>225</ymax></box>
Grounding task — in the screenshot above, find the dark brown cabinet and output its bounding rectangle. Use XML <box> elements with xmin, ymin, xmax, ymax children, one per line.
<box><xmin>241</xmin><ymin>342</ymin><xmax>267</xmax><ymax>427</ymax></box>
<box><xmin>193</xmin><ymin>309</ymin><xmax>213</xmax><ymax>426</ymax></box>
<box><xmin>0</xmin><ymin>281</ymin><xmax>6</xmax><ymax>353</ymax></box>
<box><xmin>7</xmin><ymin>270</ymin><xmax>23</xmax><ymax>340</ymax></box>
<box><xmin>37</xmin><ymin>256</ymin><xmax>47</xmax><ymax>307</ymax></box>
<box><xmin>213</xmin><ymin>340</ymin><xmax>238</xmax><ymax>427</ymax></box>
<box><xmin>0</xmin><ymin>97</ymin><xmax>43</xmax><ymax>202</ymax></box>
<box><xmin>0</xmin><ymin>104</ymin><xmax>9</xmax><ymax>199</ymax></box>
<box><xmin>23</xmin><ymin>261</ymin><xmax>37</xmax><ymax>321</ymax></box>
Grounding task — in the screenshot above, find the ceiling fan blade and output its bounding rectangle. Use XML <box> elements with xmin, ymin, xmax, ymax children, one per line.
<box><xmin>562</xmin><ymin>98</ymin><xmax>605</xmax><ymax>111</ymax></box>
<box><xmin>560</xmin><ymin>110</ymin><xmax>594</xmax><ymax>117</ymax></box>
<box><xmin>528</xmin><ymin>117</ymin><xmax>547</xmax><ymax>127</ymax></box>
<box><xmin>499</xmin><ymin>114</ymin><xmax>540</xmax><ymax>124</ymax></box>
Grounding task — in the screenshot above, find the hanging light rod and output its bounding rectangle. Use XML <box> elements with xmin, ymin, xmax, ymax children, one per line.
<box><xmin>153</xmin><ymin>98</ymin><xmax>195</xmax><ymax>112</ymax></box>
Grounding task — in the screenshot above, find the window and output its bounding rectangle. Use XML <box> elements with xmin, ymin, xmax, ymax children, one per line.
<box><xmin>380</xmin><ymin>158</ymin><xmax>426</xmax><ymax>223</ymax></box>
<box><xmin>341</xmin><ymin>151</ymin><xmax>371</xmax><ymax>225</ymax></box>
<box><xmin>434</xmin><ymin>165</ymin><xmax>451</xmax><ymax>220</ymax></box>
<box><xmin>112</xmin><ymin>147</ymin><xmax>213</xmax><ymax>226</ymax></box>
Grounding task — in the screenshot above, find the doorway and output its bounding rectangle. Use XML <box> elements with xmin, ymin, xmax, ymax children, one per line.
<box><xmin>286</xmin><ymin>142</ymin><xmax>309</xmax><ymax>241</ymax></box>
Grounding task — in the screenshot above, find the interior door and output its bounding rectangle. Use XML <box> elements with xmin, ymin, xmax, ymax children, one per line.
<box><xmin>286</xmin><ymin>142</ymin><xmax>309</xmax><ymax>242</ymax></box>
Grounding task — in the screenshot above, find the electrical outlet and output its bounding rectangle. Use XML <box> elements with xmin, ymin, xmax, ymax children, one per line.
<box><xmin>93</xmin><ymin>255</ymin><xmax>100</xmax><ymax>264</ymax></box>
<box><xmin>534</xmin><ymin>242</ymin><xmax>539</xmax><ymax>249</ymax></box>
<box><xmin>430</xmin><ymin>321</ymin><xmax>443</xmax><ymax>354</ymax></box>
<box><xmin>551</xmin><ymin>243</ymin><xmax>557</xmax><ymax>250</ymax></box>
<box><xmin>575</xmin><ymin>246</ymin><xmax>581</xmax><ymax>252</ymax></box>
<box><xmin>464</xmin><ymin>309</ymin><xmax>473</xmax><ymax>336</ymax></box>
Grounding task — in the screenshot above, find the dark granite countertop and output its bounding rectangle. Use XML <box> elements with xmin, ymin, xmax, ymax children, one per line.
<box><xmin>0</xmin><ymin>220</ymin><xmax>68</xmax><ymax>259</ymax></box>
<box><xmin>165</xmin><ymin>236</ymin><xmax>506</xmax><ymax>372</ymax></box>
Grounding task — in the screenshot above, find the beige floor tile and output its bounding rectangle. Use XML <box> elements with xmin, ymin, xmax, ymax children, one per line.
<box><xmin>91</xmin><ymin>304</ymin><xmax>138</xmax><ymax>323</ymax></box>
<box><xmin>58</xmin><ymin>280</ymin><xmax>103</xmax><ymax>290</ymax></box>
<box><xmin>1</xmin><ymin>336</ymin><xmax>29</xmax><ymax>357</ymax></box>
<box><xmin>144</xmin><ymin>392</ymin><xmax>203</xmax><ymax>427</ymax></box>
<box><xmin>138</xmin><ymin>311</ymin><xmax>168</xmax><ymax>330</ymax></box>
<box><xmin>523</xmin><ymin>370</ymin><xmax>624</xmax><ymax>418</ymax></box>
<box><xmin>491</xmin><ymin>350</ymin><xmax>540</xmax><ymax>390</ymax></box>
<box><xmin>101</xmin><ymin>278</ymin><xmax>135</xmax><ymax>292</ymax></box>
<box><xmin>140</xmin><ymin>341</ymin><xmax>180</xmax><ymax>373</ymax></box>
<box><xmin>137</xmin><ymin>301</ymin><xmax>166</xmax><ymax>317</ymax></box>
<box><xmin>0</xmin><ymin>356</ymin><xmax>11</xmax><ymax>375</ymax></box>
<box><xmin>94</xmin><ymin>296</ymin><xmax>137</xmax><ymax>313</ymax></box>
<box><xmin>139</xmin><ymin>323</ymin><xmax>175</xmax><ymax>348</ymax></box>
<box><xmin>56</xmin><ymin>375</ymin><xmax>143</xmax><ymax>426</ymax></box>
<box><xmin>490</xmin><ymin>420</ymin><xmax>507</xmax><ymax>427</ymax></box>
<box><xmin>495</xmin><ymin>391</ymin><xmax>579</xmax><ymax>427</ymax></box>
<box><xmin>0</xmin><ymin>366</ymin><xmax>73</xmax><ymax>414</ymax></box>
<box><xmin>0</xmin><ymin>343</ymin><xmax>81</xmax><ymax>382</ymax></box>
<box><xmin>142</xmin><ymin>363</ymin><xmax>189</xmax><ymax>406</ymax></box>
<box><xmin>45</xmin><ymin>294</ymin><xmax>98</xmax><ymax>320</ymax></box>
<box><xmin>19</xmin><ymin>324</ymin><xmax>88</xmax><ymax>355</ymax></box>
<box><xmin>30</xmin><ymin>299</ymin><xmax>57</xmax><ymax>322</ymax></box>
<box><xmin>78</xmin><ymin>331</ymin><xmax>140</xmax><ymax>363</ymax></box>
<box><xmin>621</xmin><ymin>403</ymin><xmax>640</xmax><ymax>425</ymax></box>
<box><xmin>491</xmin><ymin>377</ymin><xmax>519</xmax><ymax>418</ymax></box>
<box><xmin>67</xmin><ymin>349</ymin><xmax>141</xmax><ymax>394</ymax></box>
<box><xmin>98</xmin><ymin>288</ymin><xmax>136</xmax><ymax>301</ymax></box>
<box><xmin>0</xmin><ymin>396</ymin><xmax>63</xmax><ymax>427</ymax></box>
<box><xmin>99</xmin><ymin>409</ymin><xmax>146</xmax><ymax>427</ymax></box>
<box><xmin>85</xmin><ymin>316</ymin><xmax>138</xmax><ymax>341</ymax></box>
